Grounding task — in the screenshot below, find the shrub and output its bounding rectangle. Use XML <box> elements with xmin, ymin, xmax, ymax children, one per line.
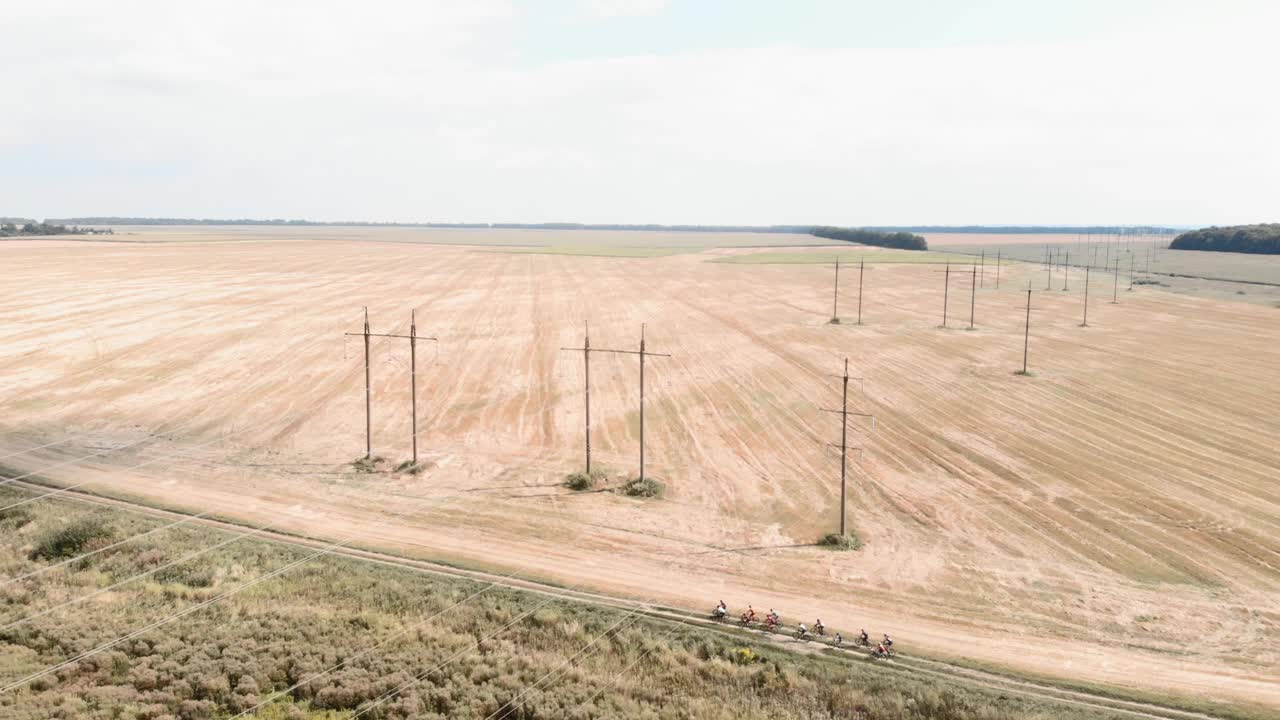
<box><xmin>155</xmin><ymin>562</ymin><xmax>216</xmax><ymax>588</ymax></box>
<box><xmin>730</xmin><ymin>647</ymin><xmax>762</xmax><ymax>665</ymax></box>
<box><xmin>30</xmin><ymin>518</ymin><xmax>114</xmax><ymax>560</ymax></box>
<box><xmin>394</xmin><ymin>460</ymin><xmax>425</xmax><ymax>475</ymax></box>
<box><xmin>622</xmin><ymin>477</ymin><xmax>664</xmax><ymax>499</ymax></box>
<box><xmin>819</xmin><ymin>532</ymin><xmax>862</xmax><ymax>551</ymax></box>
<box><xmin>0</xmin><ymin>505</ymin><xmax>34</xmax><ymax>528</ymax></box>
<box><xmin>351</xmin><ymin>456</ymin><xmax>387</xmax><ymax>473</ymax></box>
<box><xmin>564</xmin><ymin>469</ymin><xmax>606</xmax><ymax>491</ymax></box>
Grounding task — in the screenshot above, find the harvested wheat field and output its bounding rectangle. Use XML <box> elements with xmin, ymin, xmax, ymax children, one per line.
<box><xmin>2</xmin><ymin>227</ymin><xmax>1278</xmax><ymax>712</ymax></box>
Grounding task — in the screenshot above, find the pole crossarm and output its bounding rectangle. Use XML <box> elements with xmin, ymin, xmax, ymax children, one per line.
<box><xmin>826</xmin><ymin>444</ymin><xmax>864</xmax><ymax>458</ymax></box>
<box><xmin>565</xmin><ymin>347</ymin><xmax>671</xmax><ymax>357</ymax></box>
<box><xmin>347</xmin><ymin>332</ymin><xmax>438</xmax><ymax>341</ymax></box>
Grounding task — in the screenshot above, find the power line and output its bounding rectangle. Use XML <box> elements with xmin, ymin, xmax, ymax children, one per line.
<box><xmin>345</xmin><ymin>595</ymin><xmax>561</xmax><ymax>719</ymax></box>
<box><xmin>480</xmin><ymin>605</ymin><xmax>651</xmax><ymax>720</ymax></box>
<box><xmin>0</xmin><ymin>303</ymin><xmax>374</xmax><ymax>504</ymax></box>
<box><xmin>229</xmin><ymin>563</ymin><xmax>535</xmax><ymax>719</ymax></box>
<box><xmin>0</xmin><ymin>484</ymin><xmax>474</xmax><ymax>695</ymax></box>
<box><xmin>561</xmin><ymin>324</ymin><xmax>670</xmax><ymax>481</ymax></box>
<box><xmin>819</xmin><ymin>359</ymin><xmax>872</xmax><ymax>537</ymax></box>
<box><xmin>343</xmin><ymin>308</ymin><xmax>437</xmax><ymax>463</ymax></box>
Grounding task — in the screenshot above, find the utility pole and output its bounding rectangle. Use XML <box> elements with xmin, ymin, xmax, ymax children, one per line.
<box><xmin>856</xmin><ymin>258</ymin><xmax>865</xmax><ymax>325</ymax></box>
<box><xmin>362</xmin><ymin>308</ymin><xmax>371</xmax><ymax>458</ymax></box>
<box><xmin>1111</xmin><ymin>257</ymin><xmax>1120</xmax><ymax>304</ymax></box>
<box><xmin>1128</xmin><ymin>251</ymin><xmax>1135</xmax><ymax>291</ymax></box>
<box><xmin>820</xmin><ymin>358</ymin><xmax>871</xmax><ymax>538</ymax></box>
<box><xmin>979</xmin><ymin>249</ymin><xmax>985</xmax><ymax>288</ymax></box>
<box><xmin>561</xmin><ymin>324</ymin><xmax>671</xmax><ymax>480</ymax></box>
<box><xmin>1062</xmin><ymin>250</ymin><xmax>1070</xmax><ymax>291</ymax></box>
<box><xmin>995</xmin><ymin>249</ymin><xmax>1001</xmax><ymax>289</ymax></box>
<box><xmin>941</xmin><ymin>262</ymin><xmax>951</xmax><ymax>327</ymax></box>
<box><xmin>344</xmin><ymin>309</ymin><xmax>436</xmax><ymax>462</ymax></box>
<box><xmin>561</xmin><ymin>324</ymin><xmax>593</xmax><ymax>474</ymax></box>
<box><xmin>409</xmin><ymin>311</ymin><xmax>419</xmax><ymax>463</ymax></box>
<box><xmin>968</xmin><ymin>263</ymin><xmax>977</xmax><ymax>330</ymax></box>
<box><xmin>1019</xmin><ymin>283</ymin><xmax>1032</xmax><ymax>375</ymax></box>
<box><xmin>1045</xmin><ymin>248</ymin><xmax>1054</xmax><ymax>290</ymax></box>
<box><xmin>831</xmin><ymin>256</ymin><xmax>841</xmax><ymax>323</ymax></box>
<box><xmin>1080</xmin><ymin>267</ymin><xmax>1090</xmax><ymax>327</ymax></box>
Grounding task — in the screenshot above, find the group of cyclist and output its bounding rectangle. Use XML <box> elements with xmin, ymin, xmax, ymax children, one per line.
<box><xmin>712</xmin><ymin>601</ymin><xmax>895</xmax><ymax>658</ymax></box>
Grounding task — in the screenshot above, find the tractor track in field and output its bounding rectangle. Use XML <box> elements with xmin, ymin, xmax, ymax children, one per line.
<box><xmin>5</xmin><ymin>478</ymin><xmax>1230</xmax><ymax>720</ymax></box>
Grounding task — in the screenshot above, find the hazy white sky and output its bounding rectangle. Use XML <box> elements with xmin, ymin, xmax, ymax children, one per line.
<box><xmin>2</xmin><ymin>0</ymin><xmax>1276</xmax><ymax>226</ymax></box>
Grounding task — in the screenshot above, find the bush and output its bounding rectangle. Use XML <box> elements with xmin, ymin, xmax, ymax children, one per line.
<box><xmin>351</xmin><ymin>456</ymin><xmax>387</xmax><ymax>473</ymax></box>
<box><xmin>394</xmin><ymin>460</ymin><xmax>425</xmax><ymax>475</ymax></box>
<box><xmin>819</xmin><ymin>532</ymin><xmax>862</xmax><ymax>551</ymax></box>
<box><xmin>622</xmin><ymin>477</ymin><xmax>664</xmax><ymax>499</ymax></box>
<box><xmin>564</xmin><ymin>469</ymin><xmax>606</xmax><ymax>491</ymax></box>
<box><xmin>730</xmin><ymin>647</ymin><xmax>762</xmax><ymax>665</ymax></box>
<box><xmin>155</xmin><ymin>561</ymin><xmax>216</xmax><ymax>588</ymax></box>
<box><xmin>30</xmin><ymin>518</ymin><xmax>114</xmax><ymax>560</ymax></box>
<box><xmin>0</xmin><ymin>505</ymin><xmax>35</xmax><ymax>528</ymax></box>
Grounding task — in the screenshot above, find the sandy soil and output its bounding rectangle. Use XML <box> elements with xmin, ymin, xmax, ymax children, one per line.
<box><xmin>2</xmin><ymin>228</ymin><xmax>1277</xmax><ymax>711</ymax></box>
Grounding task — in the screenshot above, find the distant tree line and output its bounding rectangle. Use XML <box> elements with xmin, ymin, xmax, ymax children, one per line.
<box><xmin>863</xmin><ymin>225</ymin><xmax>1180</xmax><ymax>235</ymax></box>
<box><xmin>45</xmin><ymin>217</ymin><xmax>1183</xmax><ymax>236</ymax></box>
<box><xmin>1170</xmin><ymin>224</ymin><xmax>1280</xmax><ymax>254</ymax></box>
<box><xmin>0</xmin><ymin>222</ymin><xmax>108</xmax><ymax>237</ymax></box>
<box><xmin>810</xmin><ymin>226</ymin><xmax>929</xmax><ymax>251</ymax></box>
<box><xmin>48</xmin><ymin>217</ymin><xmax>818</xmax><ymax>233</ymax></box>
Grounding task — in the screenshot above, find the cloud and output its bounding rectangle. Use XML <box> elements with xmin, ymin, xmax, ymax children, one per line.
<box><xmin>1</xmin><ymin>1</ymin><xmax>1277</xmax><ymax>225</ymax></box>
<box><xmin>578</xmin><ymin>0</ymin><xmax>671</xmax><ymax>19</ymax></box>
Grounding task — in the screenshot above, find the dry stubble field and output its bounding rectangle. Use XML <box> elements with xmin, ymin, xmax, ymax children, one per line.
<box><xmin>1</xmin><ymin>227</ymin><xmax>1278</xmax><ymax>712</ymax></box>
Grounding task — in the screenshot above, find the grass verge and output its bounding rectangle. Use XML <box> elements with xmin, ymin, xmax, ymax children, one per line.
<box><xmin>0</xmin><ymin>484</ymin><xmax>1147</xmax><ymax>720</ymax></box>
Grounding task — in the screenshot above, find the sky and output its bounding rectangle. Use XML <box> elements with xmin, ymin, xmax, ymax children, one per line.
<box><xmin>1</xmin><ymin>0</ymin><xmax>1277</xmax><ymax>226</ymax></box>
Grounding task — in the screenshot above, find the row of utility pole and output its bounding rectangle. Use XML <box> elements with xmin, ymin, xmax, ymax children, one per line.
<box><xmin>346</xmin><ymin>312</ymin><xmax>672</xmax><ymax>484</ymax></box>
<box><xmin>345</xmin><ymin>310</ymin><xmax>872</xmax><ymax>539</ymax></box>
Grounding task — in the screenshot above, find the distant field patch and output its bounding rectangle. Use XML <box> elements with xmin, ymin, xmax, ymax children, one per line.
<box><xmin>709</xmin><ymin>250</ymin><xmax>961</xmax><ymax>265</ymax></box>
<box><xmin>480</xmin><ymin>245</ymin><xmax>690</xmax><ymax>258</ymax></box>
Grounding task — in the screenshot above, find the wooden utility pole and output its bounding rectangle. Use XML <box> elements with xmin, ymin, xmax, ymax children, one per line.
<box><xmin>1019</xmin><ymin>283</ymin><xmax>1033</xmax><ymax>375</ymax></box>
<box><xmin>821</xmin><ymin>359</ymin><xmax>872</xmax><ymax>537</ymax></box>
<box><xmin>344</xmin><ymin>309</ymin><xmax>436</xmax><ymax>462</ymax></box>
<box><xmin>1080</xmin><ymin>266</ymin><xmax>1090</xmax><ymax>327</ymax></box>
<box><xmin>405</xmin><ymin>311</ymin><xmax>438</xmax><ymax>464</ymax></box>
<box><xmin>363</xmin><ymin>308</ymin><xmax>371</xmax><ymax>458</ymax></box>
<box><xmin>1111</xmin><ymin>257</ymin><xmax>1120</xmax><ymax>304</ymax></box>
<box><xmin>1062</xmin><ymin>250</ymin><xmax>1070</xmax><ymax>291</ymax></box>
<box><xmin>941</xmin><ymin>262</ymin><xmax>951</xmax><ymax>327</ymax></box>
<box><xmin>561</xmin><ymin>324</ymin><xmax>670</xmax><ymax>480</ymax></box>
<box><xmin>968</xmin><ymin>263</ymin><xmax>977</xmax><ymax>330</ymax></box>
<box><xmin>1128</xmin><ymin>252</ymin><xmax>1135</xmax><ymax>291</ymax></box>
<box><xmin>857</xmin><ymin>258</ymin><xmax>865</xmax><ymax>325</ymax></box>
<box><xmin>561</xmin><ymin>324</ymin><xmax>594</xmax><ymax>473</ymax></box>
<box><xmin>831</xmin><ymin>256</ymin><xmax>841</xmax><ymax>323</ymax></box>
